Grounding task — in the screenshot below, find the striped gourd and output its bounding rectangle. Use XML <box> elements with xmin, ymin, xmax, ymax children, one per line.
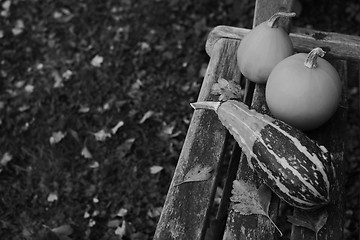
<box><xmin>191</xmin><ymin>100</ymin><xmax>335</xmax><ymax>209</ymax></box>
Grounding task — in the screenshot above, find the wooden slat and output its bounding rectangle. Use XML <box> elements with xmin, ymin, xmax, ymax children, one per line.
<box><xmin>223</xmin><ymin>0</ymin><xmax>295</xmax><ymax>239</ymax></box>
<box><xmin>154</xmin><ymin>37</ymin><xmax>241</xmax><ymax>240</ymax></box>
<box><xmin>206</xmin><ymin>26</ymin><xmax>360</xmax><ymax>61</ymax></box>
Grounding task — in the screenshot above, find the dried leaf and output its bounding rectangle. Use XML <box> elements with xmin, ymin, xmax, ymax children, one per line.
<box><xmin>111</xmin><ymin>120</ymin><xmax>124</xmax><ymax>134</ymax></box>
<box><xmin>50</xmin><ymin>131</ymin><xmax>66</xmax><ymax>144</ymax></box>
<box><xmin>231</xmin><ymin>180</ymin><xmax>282</xmax><ymax>236</ymax></box>
<box><xmin>47</xmin><ymin>192</ymin><xmax>58</xmax><ymax>202</ymax></box>
<box><xmin>115</xmin><ymin>220</ymin><xmax>126</xmax><ymax>237</ymax></box>
<box><xmin>211</xmin><ymin>78</ymin><xmax>242</xmax><ymax>101</ymax></box>
<box><xmin>91</xmin><ymin>55</ymin><xmax>103</xmax><ymax>67</ymax></box>
<box><xmin>1</xmin><ymin>152</ymin><xmax>13</xmax><ymax>166</ymax></box>
<box><xmin>51</xmin><ymin>224</ymin><xmax>73</xmax><ymax>236</ymax></box>
<box><xmin>288</xmin><ymin>209</ymin><xmax>328</xmax><ymax>240</ymax></box>
<box><xmin>116</xmin><ymin>208</ymin><xmax>128</xmax><ymax>217</ymax></box>
<box><xmin>149</xmin><ymin>165</ymin><xmax>164</xmax><ymax>174</ymax></box>
<box><xmin>24</xmin><ymin>84</ymin><xmax>34</xmax><ymax>93</ymax></box>
<box><xmin>12</xmin><ymin>19</ymin><xmax>24</xmax><ymax>35</ymax></box>
<box><xmin>52</xmin><ymin>70</ymin><xmax>64</xmax><ymax>88</ymax></box>
<box><xmin>88</xmin><ymin>161</ymin><xmax>99</xmax><ymax>169</ymax></box>
<box><xmin>84</xmin><ymin>211</ymin><xmax>90</xmax><ymax>219</ymax></box>
<box><xmin>78</xmin><ymin>105</ymin><xmax>90</xmax><ymax>113</ymax></box>
<box><xmin>139</xmin><ymin>110</ymin><xmax>154</xmax><ymax>124</ymax></box>
<box><xmin>81</xmin><ymin>145</ymin><xmax>93</xmax><ymax>159</ymax></box>
<box><xmin>53</xmin><ymin>8</ymin><xmax>74</xmax><ymax>23</ymax></box>
<box><xmin>93</xmin><ymin>129</ymin><xmax>111</xmax><ymax>141</ymax></box>
<box><xmin>175</xmin><ymin>164</ymin><xmax>214</xmax><ymax>186</ymax></box>
<box><xmin>62</xmin><ymin>70</ymin><xmax>73</xmax><ymax>80</ymax></box>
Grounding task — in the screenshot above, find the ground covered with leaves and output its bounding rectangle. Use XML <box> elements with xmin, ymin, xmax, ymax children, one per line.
<box><xmin>0</xmin><ymin>0</ymin><xmax>359</xmax><ymax>239</ymax></box>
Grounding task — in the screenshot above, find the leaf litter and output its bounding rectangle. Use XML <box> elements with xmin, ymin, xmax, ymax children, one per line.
<box><xmin>230</xmin><ymin>180</ymin><xmax>282</xmax><ymax>236</ymax></box>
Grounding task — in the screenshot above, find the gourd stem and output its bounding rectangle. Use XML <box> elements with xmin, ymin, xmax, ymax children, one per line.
<box><xmin>304</xmin><ymin>47</ymin><xmax>326</xmax><ymax>69</ymax></box>
<box><xmin>267</xmin><ymin>12</ymin><xmax>296</xmax><ymax>28</ymax></box>
<box><xmin>190</xmin><ymin>101</ymin><xmax>221</xmax><ymax>112</ymax></box>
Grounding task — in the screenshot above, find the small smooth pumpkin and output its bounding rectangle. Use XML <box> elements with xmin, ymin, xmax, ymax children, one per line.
<box><xmin>237</xmin><ymin>12</ymin><xmax>295</xmax><ymax>84</ymax></box>
<box><xmin>265</xmin><ymin>47</ymin><xmax>342</xmax><ymax>131</ymax></box>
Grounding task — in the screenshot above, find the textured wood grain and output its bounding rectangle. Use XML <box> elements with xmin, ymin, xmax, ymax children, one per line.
<box><xmin>206</xmin><ymin>26</ymin><xmax>360</xmax><ymax>61</ymax></box>
<box><xmin>154</xmin><ymin>38</ymin><xmax>241</xmax><ymax>240</ymax></box>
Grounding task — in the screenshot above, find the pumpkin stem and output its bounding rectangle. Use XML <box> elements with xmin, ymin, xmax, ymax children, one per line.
<box><xmin>304</xmin><ymin>47</ymin><xmax>326</xmax><ymax>69</ymax></box>
<box><xmin>267</xmin><ymin>12</ymin><xmax>296</xmax><ymax>28</ymax></box>
<box><xmin>190</xmin><ymin>101</ymin><xmax>221</xmax><ymax>112</ymax></box>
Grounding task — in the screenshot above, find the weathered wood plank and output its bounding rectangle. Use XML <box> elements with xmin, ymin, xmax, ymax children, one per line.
<box><xmin>223</xmin><ymin>0</ymin><xmax>294</xmax><ymax>239</ymax></box>
<box><xmin>290</xmin><ymin>60</ymin><xmax>347</xmax><ymax>240</ymax></box>
<box><xmin>206</xmin><ymin>26</ymin><xmax>360</xmax><ymax>61</ymax></box>
<box><xmin>291</xmin><ymin>28</ymin><xmax>360</xmax><ymax>61</ymax></box>
<box><xmin>154</xmin><ymin>37</ymin><xmax>241</xmax><ymax>240</ymax></box>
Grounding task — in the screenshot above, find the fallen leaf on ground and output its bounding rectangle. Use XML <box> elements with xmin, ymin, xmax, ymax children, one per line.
<box><xmin>1</xmin><ymin>152</ymin><xmax>12</xmax><ymax>166</ymax></box>
<box><xmin>88</xmin><ymin>161</ymin><xmax>99</xmax><ymax>169</ymax></box>
<box><xmin>149</xmin><ymin>165</ymin><xmax>164</xmax><ymax>174</ymax></box>
<box><xmin>211</xmin><ymin>78</ymin><xmax>242</xmax><ymax>101</ymax></box>
<box><xmin>51</xmin><ymin>224</ymin><xmax>73</xmax><ymax>237</ymax></box>
<box><xmin>62</xmin><ymin>70</ymin><xmax>73</xmax><ymax>80</ymax></box>
<box><xmin>24</xmin><ymin>84</ymin><xmax>34</xmax><ymax>93</ymax></box>
<box><xmin>47</xmin><ymin>192</ymin><xmax>58</xmax><ymax>202</ymax></box>
<box><xmin>78</xmin><ymin>105</ymin><xmax>90</xmax><ymax>113</ymax></box>
<box><xmin>92</xmin><ymin>129</ymin><xmax>111</xmax><ymax>141</ymax></box>
<box><xmin>111</xmin><ymin>120</ymin><xmax>124</xmax><ymax>134</ymax></box>
<box><xmin>175</xmin><ymin>164</ymin><xmax>214</xmax><ymax>186</ymax></box>
<box><xmin>12</xmin><ymin>19</ymin><xmax>25</xmax><ymax>35</ymax></box>
<box><xmin>91</xmin><ymin>55</ymin><xmax>103</xmax><ymax>67</ymax></box>
<box><xmin>161</xmin><ymin>123</ymin><xmax>175</xmax><ymax>135</ymax></box>
<box><xmin>231</xmin><ymin>180</ymin><xmax>282</xmax><ymax>236</ymax></box>
<box><xmin>81</xmin><ymin>145</ymin><xmax>93</xmax><ymax>159</ymax></box>
<box><xmin>115</xmin><ymin>220</ymin><xmax>126</xmax><ymax>237</ymax></box>
<box><xmin>139</xmin><ymin>110</ymin><xmax>154</xmax><ymax>124</ymax></box>
<box><xmin>52</xmin><ymin>70</ymin><xmax>64</xmax><ymax>88</ymax></box>
<box><xmin>288</xmin><ymin>208</ymin><xmax>328</xmax><ymax>240</ymax></box>
<box><xmin>50</xmin><ymin>131</ymin><xmax>66</xmax><ymax>145</ymax></box>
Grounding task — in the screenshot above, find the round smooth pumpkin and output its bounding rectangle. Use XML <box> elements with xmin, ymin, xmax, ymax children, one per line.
<box><xmin>237</xmin><ymin>12</ymin><xmax>295</xmax><ymax>84</ymax></box>
<box><xmin>265</xmin><ymin>47</ymin><xmax>342</xmax><ymax>131</ymax></box>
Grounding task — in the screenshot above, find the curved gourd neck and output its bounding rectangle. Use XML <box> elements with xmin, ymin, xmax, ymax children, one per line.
<box><xmin>267</xmin><ymin>12</ymin><xmax>296</xmax><ymax>28</ymax></box>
